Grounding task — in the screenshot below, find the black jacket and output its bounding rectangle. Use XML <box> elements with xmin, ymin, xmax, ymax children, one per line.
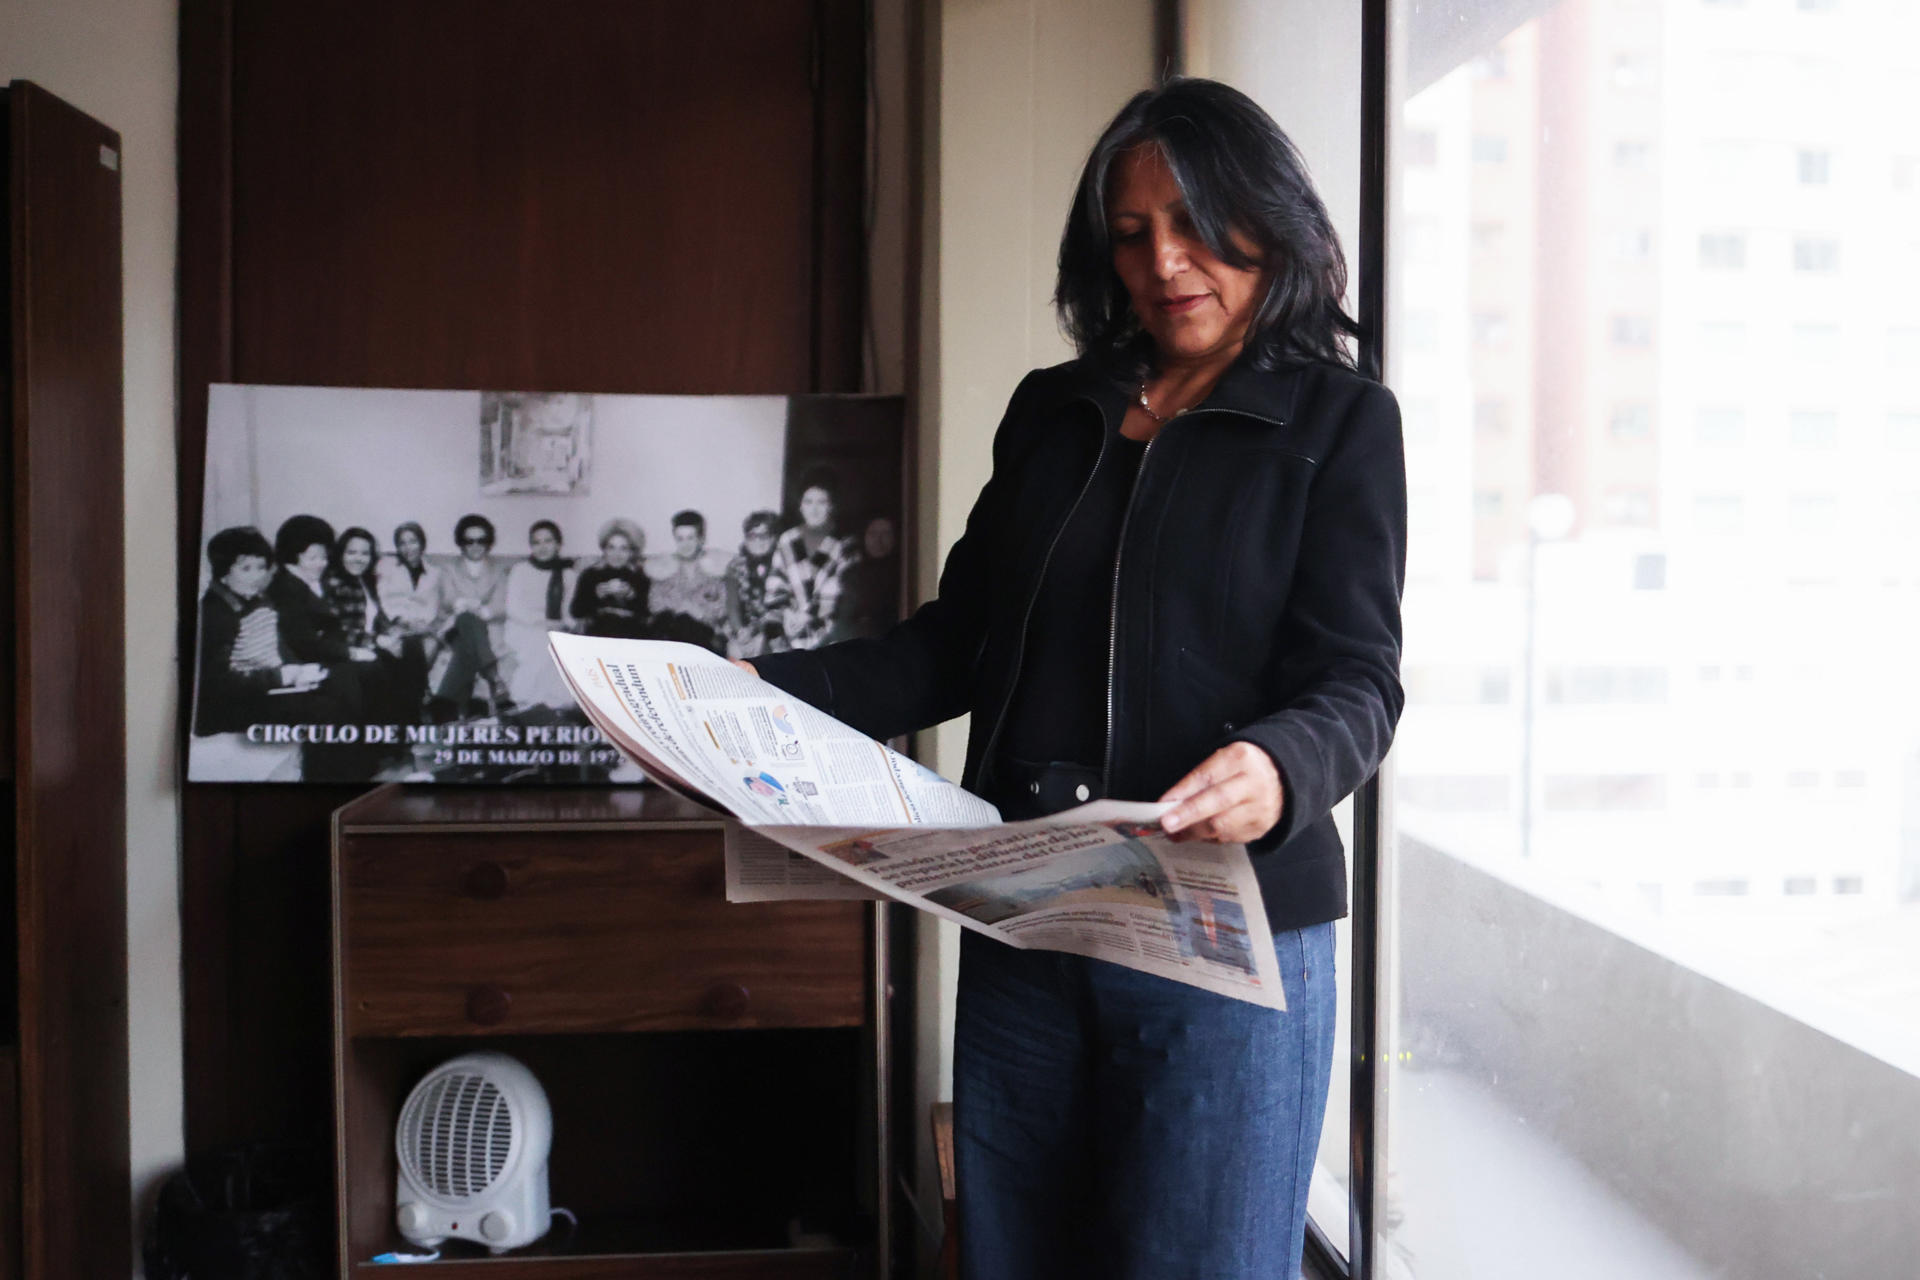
<box><xmin>755</xmin><ymin>355</ymin><xmax>1406</xmax><ymax>930</ymax></box>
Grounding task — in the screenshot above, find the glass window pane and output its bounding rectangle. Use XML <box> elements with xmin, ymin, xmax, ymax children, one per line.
<box><xmin>1387</xmin><ymin>2</ymin><xmax>1920</xmax><ymax>1277</ymax></box>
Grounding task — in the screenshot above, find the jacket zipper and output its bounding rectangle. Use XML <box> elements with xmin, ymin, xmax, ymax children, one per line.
<box><xmin>974</xmin><ymin>403</ymin><xmax>1112</xmax><ymax>788</ymax></box>
<box><xmin>1102</xmin><ymin>403</ymin><xmax>1289</xmax><ymax>792</ymax></box>
<box><xmin>1103</xmin><ymin>430</ymin><xmax>1159</xmax><ymax>793</ymax></box>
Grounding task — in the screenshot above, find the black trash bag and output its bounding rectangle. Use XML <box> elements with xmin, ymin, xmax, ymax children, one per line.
<box><xmin>143</xmin><ymin>1142</ymin><xmax>329</xmax><ymax>1280</ymax></box>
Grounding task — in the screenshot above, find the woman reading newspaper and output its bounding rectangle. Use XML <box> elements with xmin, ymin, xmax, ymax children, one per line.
<box><xmin>749</xmin><ymin>79</ymin><xmax>1405</xmax><ymax>1280</ymax></box>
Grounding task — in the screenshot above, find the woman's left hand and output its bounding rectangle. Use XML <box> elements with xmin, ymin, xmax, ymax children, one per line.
<box><xmin>1157</xmin><ymin>742</ymin><xmax>1285</xmax><ymax>843</ymax></box>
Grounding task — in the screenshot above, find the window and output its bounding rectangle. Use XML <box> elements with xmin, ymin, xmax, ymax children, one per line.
<box><xmin>1703</xmin><ymin>140</ymin><xmax>1752</xmax><ymax>184</ymax></box>
<box><xmin>1406</xmin><ymin>666</ymin><xmax>1512</xmax><ymax>705</ymax></box>
<box><xmin>1404</xmin><ymin>309</ymin><xmax>1439</xmax><ymax>350</ymax></box>
<box><xmin>1798</xmin><ymin>0</ymin><xmax>1839</xmax><ymax>11</ymax></box>
<box><xmin>1700</xmin><ymin>321</ymin><xmax>1746</xmax><ymax>357</ymax></box>
<box><xmin>1474</xmin><ymin>489</ymin><xmax>1505</xmax><ymax>517</ymax></box>
<box><xmin>1471</xmin><ymin>220</ymin><xmax>1505</xmax><ymax>253</ymax></box>
<box><xmin>1612</xmin><ymin>228</ymin><xmax>1654</xmax><ymax>263</ymax></box>
<box><xmin>1794</xmin><ymin>323</ymin><xmax>1841</xmax><ymax>362</ymax></box>
<box><xmin>1475</xmin><ymin>399</ymin><xmax>1510</xmax><ymax>434</ymax></box>
<box><xmin>1399</xmin><ymin>776</ymin><xmax>1512</xmax><ymax>812</ymax></box>
<box><xmin>1609</xmin><ymin>404</ymin><xmax>1652</xmax><ymax>438</ymax></box>
<box><xmin>1603</xmin><ymin>489</ymin><xmax>1655</xmax><ymax>526</ymax></box>
<box><xmin>1546</xmin><ymin>666</ymin><xmax>1669</xmax><ymax>704</ymax></box>
<box><xmin>1699</xmin><ymin>232</ymin><xmax>1746</xmax><ymax>269</ymax></box>
<box><xmin>1614</xmin><ymin>140</ymin><xmax>1653</xmax><ymax>170</ymax></box>
<box><xmin>1890</xmin><ymin>327</ymin><xmax>1920</xmax><ymax>367</ymax></box>
<box><xmin>1404</xmin><ymin>128</ymin><xmax>1438</xmax><ymax>166</ymax></box>
<box><xmin>1613</xmin><ymin>314</ymin><xmax>1654</xmax><ymax>347</ymax></box>
<box><xmin>1788</xmin><ymin>410</ymin><xmax>1839</xmax><ymax>447</ymax></box>
<box><xmin>1473</xmin><ymin>312</ymin><xmax>1511</xmax><ymax>346</ymax></box>
<box><xmin>1787</xmin><ymin>493</ymin><xmax>1839</xmax><ymax>533</ymax></box>
<box><xmin>1611</xmin><ymin>53</ymin><xmax>1653</xmax><ymax>91</ymax></box>
<box><xmin>1545</xmin><ymin>774</ymin><xmax>1668</xmax><ymax>810</ymax></box>
<box><xmin>1695</xmin><ymin>493</ymin><xmax>1746</xmax><ymax>533</ymax></box>
<box><xmin>1385</xmin><ymin>1</ymin><xmax>1920</xmax><ymax>1271</ymax></box>
<box><xmin>1696</xmin><ymin>405</ymin><xmax>1746</xmax><ymax>444</ymax></box>
<box><xmin>1472</xmin><ymin>134</ymin><xmax>1509</xmax><ymax>164</ymax></box>
<box><xmin>1471</xmin><ymin>48</ymin><xmax>1508</xmax><ymax>79</ymax></box>
<box><xmin>1793</xmin><ymin>236</ymin><xmax>1840</xmax><ymax>272</ymax></box>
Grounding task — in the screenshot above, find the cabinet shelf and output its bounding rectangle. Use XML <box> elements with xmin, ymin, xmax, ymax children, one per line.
<box><xmin>332</xmin><ymin>787</ymin><xmax>889</xmax><ymax>1279</ymax></box>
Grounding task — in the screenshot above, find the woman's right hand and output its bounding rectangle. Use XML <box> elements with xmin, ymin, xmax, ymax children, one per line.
<box><xmin>731</xmin><ymin>659</ymin><xmax>758</xmax><ymax>678</ymax></box>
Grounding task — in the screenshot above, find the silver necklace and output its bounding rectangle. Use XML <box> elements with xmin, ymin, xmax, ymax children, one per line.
<box><xmin>1137</xmin><ymin>381</ymin><xmax>1188</xmax><ymax>424</ymax></box>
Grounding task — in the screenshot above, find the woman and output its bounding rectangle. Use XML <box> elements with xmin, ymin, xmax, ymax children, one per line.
<box><xmin>750</xmin><ymin>79</ymin><xmax>1405</xmax><ymax>1279</ymax></box>
<box><xmin>434</xmin><ymin>513</ymin><xmax>512</xmax><ymax>718</ymax></box>
<box><xmin>325</xmin><ymin>527</ymin><xmax>405</xmax><ymax>723</ymax></box>
<box><xmin>501</xmin><ymin>519</ymin><xmax>578</xmax><ymax>708</ymax></box>
<box><xmin>375</xmin><ymin>520</ymin><xmax>447</xmax><ymax>715</ymax></box>
<box><xmin>723</xmin><ymin>510</ymin><xmax>784</xmax><ymax>657</ymax></box>
<box><xmin>766</xmin><ymin>469</ymin><xmax>860</xmax><ymax>650</ymax></box>
<box><xmin>570</xmin><ymin>517</ymin><xmax>650</xmax><ymax>638</ymax></box>
<box><xmin>266</xmin><ymin>514</ymin><xmax>369</xmax><ymax>728</ymax></box>
<box><xmin>192</xmin><ymin>525</ymin><xmax>334</xmax><ymax>736</ymax></box>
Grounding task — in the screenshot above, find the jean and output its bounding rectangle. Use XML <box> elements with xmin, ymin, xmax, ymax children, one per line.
<box><xmin>953</xmin><ymin>920</ymin><xmax>1337</xmax><ymax>1280</ymax></box>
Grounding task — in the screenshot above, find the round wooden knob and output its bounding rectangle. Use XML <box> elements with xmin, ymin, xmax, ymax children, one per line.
<box><xmin>701</xmin><ymin>982</ymin><xmax>751</xmax><ymax>1019</ymax></box>
<box><xmin>466</xmin><ymin>984</ymin><xmax>512</xmax><ymax>1025</ymax></box>
<box><xmin>462</xmin><ymin>861</ymin><xmax>509</xmax><ymax>900</ymax></box>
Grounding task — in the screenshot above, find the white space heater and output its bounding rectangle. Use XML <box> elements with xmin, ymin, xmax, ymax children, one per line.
<box><xmin>394</xmin><ymin>1050</ymin><xmax>553</xmax><ymax>1254</ymax></box>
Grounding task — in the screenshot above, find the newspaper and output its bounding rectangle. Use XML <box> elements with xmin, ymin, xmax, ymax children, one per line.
<box><xmin>548</xmin><ymin>633</ymin><xmax>1284</xmax><ymax>1008</ymax></box>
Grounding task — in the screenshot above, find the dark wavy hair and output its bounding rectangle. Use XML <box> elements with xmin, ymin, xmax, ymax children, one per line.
<box><xmin>207</xmin><ymin>525</ymin><xmax>273</xmax><ymax>581</ymax></box>
<box><xmin>273</xmin><ymin>514</ymin><xmax>336</xmax><ymax>569</ymax></box>
<box><xmin>1055</xmin><ymin>77</ymin><xmax>1361</xmax><ymax>376</ymax></box>
<box><xmin>453</xmin><ymin>513</ymin><xmax>496</xmax><ymax>548</ymax></box>
<box><xmin>331</xmin><ymin>526</ymin><xmax>380</xmax><ymax>588</ymax></box>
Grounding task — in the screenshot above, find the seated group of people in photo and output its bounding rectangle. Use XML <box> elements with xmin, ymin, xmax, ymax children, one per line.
<box><xmin>193</xmin><ymin>478</ymin><xmax>899</xmax><ymax>744</ymax></box>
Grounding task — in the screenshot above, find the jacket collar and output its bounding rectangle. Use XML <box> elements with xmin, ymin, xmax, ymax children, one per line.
<box><xmin>1042</xmin><ymin>354</ymin><xmax>1308</xmax><ymax>429</ymax></box>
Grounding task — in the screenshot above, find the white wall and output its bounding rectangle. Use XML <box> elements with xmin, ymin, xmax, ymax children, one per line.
<box><xmin>906</xmin><ymin>0</ymin><xmax>1155</xmax><ymax>1266</ymax></box>
<box><xmin>0</xmin><ymin>0</ymin><xmax>183</xmax><ymax>1271</ymax></box>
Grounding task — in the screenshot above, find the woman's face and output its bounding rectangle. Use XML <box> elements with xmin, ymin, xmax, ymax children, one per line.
<box><xmin>459</xmin><ymin>527</ymin><xmax>493</xmax><ymax>561</ymax></box>
<box><xmin>396</xmin><ymin>528</ymin><xmax>425</xmax><ymax>565</ymax></box>
<box><xmin>1106</xmin><ymin>144</ymin><xmax>1268</xmax><ymax>367</ymax></box>
<box><xmin>603</xmin><ymin>532</ymin><xmax>635</xmax><ymax>567</ymax></box>
<box><xmin>530</xmin><ymin>527</ymin><xmax>560</xmax><ymax>563</ymax></box>
<box><xmin>341</xmin><ymin>536</ymin><xmax>374</xmax><ymax>577</ymax></box>
<box><xmin>863</xmin><ymin>517</ymin><xmax>897</xmax><ymax>560</ymax></box>
<box><xmin>294</xmin><ymin>543</ymin><xmax>329</xmax><ymax>579</ymax></box>
<box><xmin>744</xmin><ymin>525</ymin><xmax>775</xmax><ymax>557</ymax></box>
<box><xmin>224</xmin><ymin>553</ymin><xmax>273</xmax><ymax>599</ymax></box>
<box><xmin>800</xmin><ymin>486</ymin><xmax>834</xmax><ymax>531</ymax></box>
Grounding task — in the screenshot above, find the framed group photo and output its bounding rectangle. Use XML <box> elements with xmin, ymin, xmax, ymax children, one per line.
<box><xmin>187</xmin><ymin>384</ymin><xmax>905</xmax><ymax>784</ymax></box>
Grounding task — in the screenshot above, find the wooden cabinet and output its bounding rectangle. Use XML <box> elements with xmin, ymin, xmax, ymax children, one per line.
<box><xmin>2</xmin><ymin>81</ymin><xmax>130</xmax><ymax>1280</ymax></box>
<box><xmin>332</xmin><ymin>786</ymin><xmax>888</xmax><ymax>1278</ymax></box>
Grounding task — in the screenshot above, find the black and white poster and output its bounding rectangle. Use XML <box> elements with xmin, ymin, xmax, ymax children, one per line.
<box><xmin>188</xmin><ymin>385</ymin><xmax>905</xmax><ymax>784</ymax></box>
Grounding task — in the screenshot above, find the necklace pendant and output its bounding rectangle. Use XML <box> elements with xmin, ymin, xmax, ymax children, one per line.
<box><xmin>1137</xmin><ymin>381</ymin><xmax>1185</xmax><ymax>424</ymax></box>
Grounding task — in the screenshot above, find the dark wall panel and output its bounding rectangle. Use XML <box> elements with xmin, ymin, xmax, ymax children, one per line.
<box><xmin>179</xmin><ymin>0</ymin><xmax>867</xmax><ymax>1153</ymax></box>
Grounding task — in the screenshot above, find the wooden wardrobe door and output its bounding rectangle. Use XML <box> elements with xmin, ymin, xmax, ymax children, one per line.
<box><xmin>5</xmin><ymin>79</ymin><xmax>130</xmax><ymax>1280</ymax></box>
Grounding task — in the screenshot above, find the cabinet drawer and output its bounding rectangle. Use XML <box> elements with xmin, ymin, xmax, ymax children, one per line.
<box><xmin>339</xmin><ymin>831</ymin><xmax>866</xmax><ymax>1035</ymax></box>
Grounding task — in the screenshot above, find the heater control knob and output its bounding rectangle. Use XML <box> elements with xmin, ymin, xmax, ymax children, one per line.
<box><xmin>480</xmin><ymin>1210</ymin><xmax>515</xmax><ymax>1243</ymax></box>
<box><xmin>396</xmin><ymin>1201</ymin><xmax>430</xmax><ymax>1236</ymax></box>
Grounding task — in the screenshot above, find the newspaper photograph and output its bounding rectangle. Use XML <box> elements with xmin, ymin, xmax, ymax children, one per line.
<box><xmin>548</xmin><ymin>632</ymin><xmax>1284</xmax><ymax>1007</ymax></box>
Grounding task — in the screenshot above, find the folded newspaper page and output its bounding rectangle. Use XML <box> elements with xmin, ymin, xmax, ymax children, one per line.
<box><xmin>548</xmin><ymin>633</ymin><xmax>1284</xmax><ymax>1008</ymax></box>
